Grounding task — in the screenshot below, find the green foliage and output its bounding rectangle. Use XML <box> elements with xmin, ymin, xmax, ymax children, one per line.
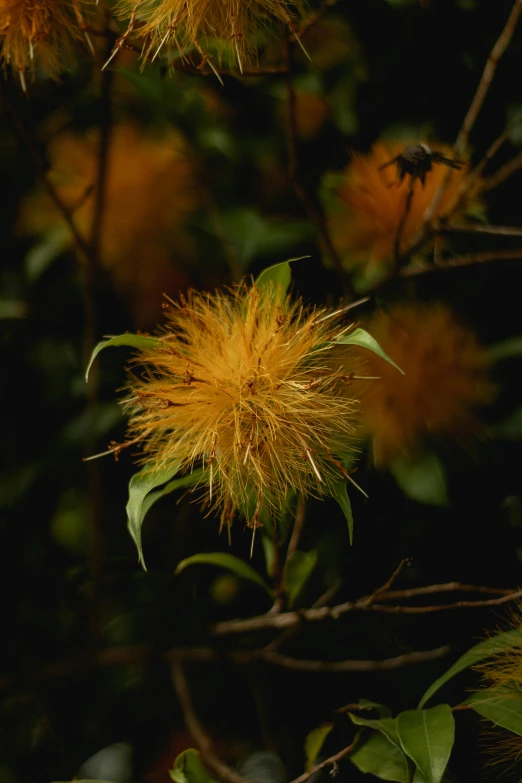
<box><xmin>169</xmin><ymin>749</ymin><xmax>217</xmax><ymax>783</ymax></box>
<box><xmin>330</xmin><ymin>480</ymin><xmax>354</xmax><ymax>544</ymax></box>
<box><xmin>85</xmin><ymin>334</ymin><xmax>162</xmax><ymax>382</ymax></box>
<box><xmin>304</xmin><ymin>723</ymin><xmax>334</xmax><ymax>771</ymax></box>
<box><xmin>349</xmin><ymin>732</ymin><xmax>410</xmax><ymax>782</ymax></box>
<box><xmin>465</xmin><ymin>689</ymin><xmax>522</xmax><ymax>734</ymax></box>
<box><xmin>333</xmin><ymin>327</ymin><xmax>404</xmax><ymax>374</ymax></box>
<box><xmin>396</xmin><ymin>706</ymin><xmax>455</xmax><ymax>783</ymax></box>
<box><xmin>174</xmin><ymin>552</ymin><xmax>273</xmax><ymax>595</ymax></box>
<box><xmin>126</xmin><ymin>464</ymin><xmax>183</xmax><ymax>568</ymax></box>
<box><xmin>419</xmin><ymin>629</ymin><xmax>522</xmax><ymax>708</ymax></box>
<box><xmin>390</xmin><ymin>452</ymin><xmax>449</xmax><ymax>507</ymax></box>
<box><xmin>283</xmin><ymin>549</ymin><xmax>317</xmax><ymax>606</ymax></box>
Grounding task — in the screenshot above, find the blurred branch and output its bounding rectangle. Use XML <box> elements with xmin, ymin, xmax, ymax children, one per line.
<box><xmin>403</xmin><ymin>0</ymin><xmax>522</xmax><ymax>261</ymax></box>
<box><xmin>171</xmin><ymin>659</ymin><xmax>251</xmax><ymax>783</ymax></box>
<box><xmin>3</xmin><ymin>88</ymin><xmax>92</xmax><ymax>262</ymax></box>
<box><xmin>283</xmin><ymin>42</ymin><xmax>355</xmax><ymax>297</ymax></box>
<box><xmin>480</xmin><ymin>150</ymin><xmax>522</xmax><ymax>191</ymax></box>
<box><xmin>402</xmin><ymin>246</ymin><xmax>522</xmax><ymax>275</ymax></box>
<box><xmin>436</xmin><ymin>223</ymin><xmax>522</xmax><ymax>237</ymax></box>
<box><xmin>454</xmin><ymin>0</ymin><xmax>522</xmax><ymax>159</ymax></box>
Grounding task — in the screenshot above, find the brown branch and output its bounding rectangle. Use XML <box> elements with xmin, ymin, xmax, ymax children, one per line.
<box><xmin>288</xmin><ymin>741</ymin><xmax>357</xmax><ymax>783</ymax></box>
<box><xmin>3</xmin><ymin>89</ymin><xmax>92</xmax><ymax>262</ymax></box>
<box><xmin>170</xmin><ymin>659</ymin><xmax>251</xmax><ymax>783</ymax></box>
<box><xmin>359</xmin><ymin>558</ymin><xmax>412</xmax><ymax>609</ymax></box>
<box><xmin>481</xmin><ymin>150</ymin><xmax>522</xmax><ymax>191</ymax></box>
<box><xmin>401</xmin><ymin>246</ymin><xmax>522</xmax><ymax>276</ymax></box>
<box><xmin>212</xmin><ymin>586</ymin><xmax>522</xmax><ymax>636</ymax></box>
<box><xmin>436</xmin><ymin>222</ymin><xmax>522</xmax><ymax>237</ymax></box>
<box><xmin>259</xmin><ymin>646</ymin><xmax>450</xmax><ymax>672</ymax></box>
<box><xmin>394</xmin><ymin>179</ymin><xmax>415</xmax><ymax>264</ymax></box>
<box><xmin>283</xmin><ymin>42</ymin><xmax>355</xmax><ymax>296</ymax></box>
<box><xmin>407</xmin><ymin>0</ymin><xmax>522</xmax><ymax>259</ymax></box>
<box><xmin>454</xmin><ymin>0</ymin><xmax>522</xmax><ymax>159</ymax></box>
<box><xmin>379</xmin><ymin>582</ymin><xmax>516</xmax><ymax>600</ymax></box>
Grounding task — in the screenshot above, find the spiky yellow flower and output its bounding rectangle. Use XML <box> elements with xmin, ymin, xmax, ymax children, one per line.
<box><xmin>114</xmin><ymin>0</ymin><xmax>300</xmax><ymax>71</ymax></box>
<box><xmin>19</xmin><ymin>123</ymin><xmax>198</xmax><ymax>325</ymax></box>
<box><xmin>357</xmin><ymin>302</ymin><xmax>493</xmax><ymax>466</ymax></box>
<box><xmin>327</xmin><ymin>141</ymin><xmax>482</xmax><ymax>274</ymax></box>
<box><xmin>124</xmin><ymin>283</ymin><xmax>361</xmax><ymax>528</ymax></box>
<box><xmin>0</xmin><ymin>0</ymin><xmax>90</xmax><ymax>84</ymax></box>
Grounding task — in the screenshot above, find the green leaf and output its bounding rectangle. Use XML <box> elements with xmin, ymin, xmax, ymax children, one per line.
<box><xmin>349</xmin><ymin>731</ymin><xmax>410</xmax><ymax>782</ymax></box>
<box><xmin>348</xmin><ymin>714</ymin><xmax>402</xmax><ymax>748</ymax></box>
<box><xmin>304</xmin><ymin>723</ymin><xmax>334</xmax><ymax>771</ymax></box>
<box><xmin>352</xmin><ymin>700</ymin><xmax>393</xmax><ymax>718</ymax></box>
<box><xmin>334</xmin><ymin>327</ymin><xmax>404</xmax><ymax>374</ymax></box>
<box><xmin>170</xmin><ymin>749</ymin><xmax>218</xmax><ymax>783</ymax></box>
<box><xmin>140</xmin><ymin>469</ymin><xmax>204</xmax><ymax>521</ymax></box>
<box><xmin>418</xmin><ymin>628</ymin><xmax>522</xmax><ymax>708</ymax></box>
<box><xmin>487</xmin><ymin>336</ymin><xmax>522</xmax><ymax>362</ymax></box>
<box><xmin>465</xmin><ymin>688</ymin><xmax>522</xmax><ymax>734</ymax></box>
<box><xmin>255</xmin><ymin>257</ymin><xmax>307</xmax><ymax>296</ymax></box>
<box><xmin>396</xmin><ymin>706</ymin><xmax>455</xmax><ymax>783</ymax></box>
<box><xmin>126</xmin><ymin>464</ymin><xmax>182</xmax><ymax>569</ymax></box>
<box><xmin>330</xmin><ymin>480</ymin><xmax>354</xmax><ymax>544</ymax></box>
<box><xmin>262</xmin><ymin>535</ymin><xmax>275</xmax><ymax>578</ymax></box>
<box><xmin>284</xmin><ymin>549</ymin><xmax>318</xmax><ymax>607</ymax></box>
<box><xmin>391</xmin><ymin>452</ymin><xmax>449</xmax><ymax>507</ymax></box>
<box><xmin>85</xmin><ymin>333</ymin><xmax>161</xmax><ymax>382</ymax></box>
<box><xmin>24</xmin><ymin>226</ymin><xmax>68</xmax><ymax>282</ymax></box>
<box><xmin>175</xmin><ymin>552</ymin><xmax>273</xmax><ymax>596</ymax></box>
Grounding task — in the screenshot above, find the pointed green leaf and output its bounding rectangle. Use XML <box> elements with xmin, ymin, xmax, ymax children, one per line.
<box><xmin>334</xmin><ymin>327</ymin><xmax>404</xmax><ymax>374</ymax></box>
<box><xmin>175</xmin><ymin>552</ymin><xmax>273</xmax><ymax>596</ymax></box>
<box><xmin>396</xmin><ymin>706</ymin><xmax>455</xmax><ymax>783</ymax></box>
<box><xmin>465</xmin><ymin>688</ymin><xmax>522</xmax><ymax>734</ymax></box>
<box><xmin>304</xmin><ymin>723</ymin><xmax>334</xmax><ymax>771</ymax></box>
<box><xmin>349</xmin><ymin>731</ymin><xmax>410</xmax><ymax>782</ymax></box>
<box><xmin>255</xmin><ymin>257</ymin><xmax>308</xmax><ymax>297</ymax></box>
<box><xmin>170</xmin><ymin>749</ymin><xmax>218</xmax><ymax>783</ymax></box>
<box><xmin>330</xmin><ymin>480</ymin><xmax>354</xmax><ymax>544</ymax></box>
<box><xmin>487</xmin><ymin>336</ymin><xmax>522</xmax><ymax>362</ymax></box>
<box><xmin>284</xmin><ymin>549</ymin><xmax>318</xmax><ymax>607</ymax></box>
<box><xmin>418</xmin><ymin>629</ymin><xmax>522</xmax><ymax>708</ymax></box>
<box><xmin>85</xmin><ymin>333</ymin><xmax>161</xmax><ymax>381</ymax></box>
<box><xmin>126</xmin><ymin>463</ymin><xmax>182</xmax><ymax>569</ymax></box>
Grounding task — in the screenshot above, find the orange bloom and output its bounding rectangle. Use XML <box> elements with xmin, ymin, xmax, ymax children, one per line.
<box><xmin>328</xmin><ymin>141</ymin><xmax>482</xmax><ymax>273</ymax></box>
<box><xmin>358</xmin><ymin>302</ymin><xmax>493</xmax><ymax>466</ymax></box>
<box><xmin>115</xmin><ymin>0</ymin><xmax>300</xmax><ymax>71</ymax></box>
<box><xmin>0</xmin><ymin>0</ymin><xmax>90</xmax><ymax>84</ymax></box>
<box><xmin>19</xmin><ymin>123</ymin><xmax>199</xmax><ymax>325</ymax></box>
<box><xmin>124</xmin><ymin>283</ymin><xmax>360</xmax><ymax>528</ymax></box>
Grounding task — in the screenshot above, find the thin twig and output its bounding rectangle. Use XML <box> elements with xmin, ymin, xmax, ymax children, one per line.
<box><xmin>288</xmin><ymin>741</ymin><xmax>357</xmax><ymax>783</ymax></box>
<box><xmin>481</xmin><ymin>150</ymin><xmax>522</xmax><ymax>191</ymax></box>
<box><xmin>283</xmin><ymin>41</ymin><xmax>354</xmax><ymax>296</ymax></box>
<box><xmin>259</xmin><ymin>646</ymin><xmax>450</xmax><ymax>672</ymax></box>
<box><xmin>358</xmin><ymin>558</ymin><xmax>412</xmax><ymax>609</ymax></box>
<box><xmin>170</xmin><ymin>659</ymin><xmax>251</xmax><ymax>783</ymax></box>
<box><xmin>454</xmin><ymin>0</ymin><xmax>522</xmax><ymax>159</ymax></box>
<box><xmin>212</xmin><ymin>587</ymin><xmax>522</xmax><ymax>636</ymax></box>
<box><xmin>401</xmin><ymin>246</ymin><xmax>522</xmax><ymax>276</ymax></box>
<box><xmin>415</xmin><ymin>0</ymin><xmax>522</xmax><ymax>253</ymax></box>
<box><xmin>436</xmin><ymin>222</ymin><xmax>522</xmax><ymax>237</ymax></box>
<box><xmin>286</xmin><ymin>494</ymin><xmax>307</xmax><ymax>563</ymax></box>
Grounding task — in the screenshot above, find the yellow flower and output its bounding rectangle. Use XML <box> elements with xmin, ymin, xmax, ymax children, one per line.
<box><xmin>328</xmin><ymin>141</ymin><xmax>481</xmax><ymax>273</ymax></box>
<box><xmin>0</xmin><ymin>0</ymin><xmax>90</xmax><ymax>84</ymax></box>
<box><xmin>115</xmin><ymin>0</ymin><xmax>299</xmax><ymax>71</ymax></box>
<box><xmin>19</xmin><ymin>123</ymin><xmax>199</xmax><ymax>326</ymax></box>
<box><xmin>357</xmin><ymin>302</ymin><xmax>493</xmax><ymax>466</ymax></box>
<box><xmin>123</xmin><ymin>283</ymin><xmax>360</xmax><ymax>528</ymax></box>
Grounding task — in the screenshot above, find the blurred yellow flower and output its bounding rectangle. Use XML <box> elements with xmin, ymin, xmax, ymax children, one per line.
<box><xmin>19</xmin><ymin>123</ymin><xmax>199</xmax><ymax>325</ymax></box>
<box><xmin>124</xmin><ymin>282</ymin><xmax>360</xmax><ymax>529</ymax></box>
<box><xmin>358</xmin><ymin>302</ymin><xmax>493</xmax><ymax>466</ymax></box>
<box><xmin>328</xmin><ymin>141</ymin><xmax>481</xmax><ymax>274</ymax></box>
<box><xmin>0</xmin><ymin>0</ymin><xmax>90</xmax><ymax>84</ymax></box>
<box><xmin>115</xmin><ymin>0</ymin><xmax>300</xmax><ymax>71</ymax></box>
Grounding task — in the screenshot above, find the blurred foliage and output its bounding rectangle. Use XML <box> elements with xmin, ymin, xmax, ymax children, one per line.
<box><xmin>3</xmin><ymin>1</ymin><xmax>522</xmax><ymax>782</ymax></box>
